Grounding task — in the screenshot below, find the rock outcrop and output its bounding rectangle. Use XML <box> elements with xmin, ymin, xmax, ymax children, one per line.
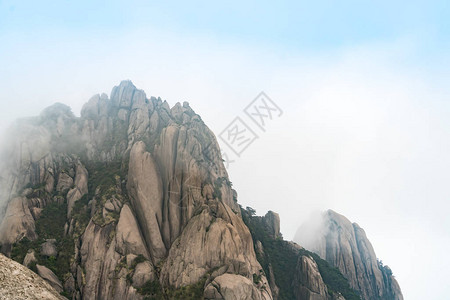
<box><xmin>242</xmin><ymin>207</ymin><xmax>358</xmax><ymax>300</ymax></box>
<box><xmin>160</xmin><ymin>203</ymin><xmax>271</xmax><ymax>298</ymax></box>
<box><xmin>0</xmin><ymin>80</ymin><xmax>401</xmax><ymax>300</ymax></box>
<box><xmin>204</xmin><ymin>273</ymin><xmax>265</xmax><ymax>300</ymax></box>
<box><xmin>294</xmin><ymin>210</ymin><xmax>403</xmax><ymax>300</ymax></box>
<box><xmin>0</xmin><ymin>196</ymin><xmax>37</xmax><ymax>249</ymax></box>
<box><xmin>23</xmin><ymin>249</ymin><xmax>37</xmax><ymax>268</ymax></box>
<box><xmin>263</xmin><ymin>211</ymin><xmax>282</xmax><ymax>239</ymax></box>
<box><xmin>41</xmin><ymin>239</ymin><xmax>57</xmax><ymax>257</ymax></box>
<box><xmin>0</xmin><ymin>81</ymin><xmax>270</xmax><ymax>300</ymax></box>
<box><xmin>0</xmin><ymin>253</ymin><xmax>65</xmax><ymax>300</ymax></box>
<box><xmin>36</xmin><ymin>264</ymin><xmax>64</xmax><ymax>293</ymax></box>
<box><xmin>293</xmin><ymin>255</ymin><xmax>328</xmax><ymax>300</ymax></box>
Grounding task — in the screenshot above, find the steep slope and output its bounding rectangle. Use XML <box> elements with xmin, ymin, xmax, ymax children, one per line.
<box><xmin>0</xmin><ymin>253</ymin><xmax>65</xmax><ymax>300</ymax></box>
<box><xmin>294</xmin><ymin>210</ymin><xmax>403</xmax><ymax>300</ymax></box>
<box><xmin>0</xmin><ymin>81</ymin><xmax>271</xmax><ymax>299</ymax></box>
<box><xmin>242</xmin><ymin>208</ymin><xmax>360</xmax><ymax>300</ymax></box>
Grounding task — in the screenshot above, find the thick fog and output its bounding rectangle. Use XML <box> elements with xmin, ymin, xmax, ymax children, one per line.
<box><xmin>1</xmin><ymin>7</ymin><xmax>450</xmax><ymax>300</ymax></box>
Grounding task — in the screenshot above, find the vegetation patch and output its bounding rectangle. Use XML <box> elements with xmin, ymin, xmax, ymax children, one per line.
<box><xmin>11</xmin><ymin>200</ymin><xmax>74</xmax><ymax>282</ymax></box>
<box><xmin>25</xmin><ymin>182</ymin><xmax>48</xmax><ymax>199</ymax></box>
<box><xmin>253</xmin><ymin>273</ymin><xmax>262</xmax><ymax>284</ymax></box>
<box><xmin>138</xmin><ymin>275</ymin><xmax>207</xmax><ymax>300</ymax></box>
<box><xmin>71</xmin><ymin>194</ymin><xmax>91</xmax><ymax>238</ymax></box>
<box><xmin>84</xmin><ymin>161</ymin><xmax>126</xmax><ymax>227</ymax></box>
<box><xmin>10</xmin><ymin>238</ymin><xmax>34</xmax><ymax>264</ymax></box>
<box><xmin>307</xmin><ymin>250</ymin><xmax>360</xmax><ymax>300</ymax></box>
<box><xmin>241</xmin><ymin>206</ymin><xmax>360</xmax><ymax>300</ymax></box>
<box><xmin>132</xmin><ymin>254</ymin><xmax>147</xmax><ymax>269</ymax></box>
<box><xmin>85</xmin><ymin>161</ymin><xmax>123</xmax><ymax>198</ymax></box>
<box><xmin>91</xmin><ymin>186</ymin><xmax>122</xmax><ymax>227</ymax></box>
<box><xmin>139</xmin><ymin>280</ymin><xmax>164</xmax><ymax>299</ymax></box>
<box><xmin>212</xmin><ymin>177</ymin><xmax>231</xmax><ymax>200</ymax></box>
<box><xmin>165</xmin><ymin>277</ymin><xmax>206</xmax><ymax>299</ymax></box>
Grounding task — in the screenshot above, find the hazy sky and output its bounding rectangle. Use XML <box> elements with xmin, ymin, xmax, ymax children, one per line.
<box><xmin>1</xmin><ymin>1</ymin><xmax>450</xmax><ymax>299</ymax></box>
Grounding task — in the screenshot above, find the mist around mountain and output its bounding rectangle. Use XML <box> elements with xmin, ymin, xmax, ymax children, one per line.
<box><xmin>294</xmin><ymin>210</ymin><xmax>403</xmax><ymax>300</ymax></box>
<box><xmin>0</xmin><ymin>81</ymin><xmax>400</xmax><ymax>300</ymax></box>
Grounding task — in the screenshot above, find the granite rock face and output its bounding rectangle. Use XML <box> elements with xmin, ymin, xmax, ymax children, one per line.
<box><xmin>0</xmin><ymin>81</ymin><xmax>270</xmax><ymax>300</ymax></box>
<box><xmin>36</xmin><ymin>264</ymin><xmax>64</xmax><ymax>293</ymax></box>
<box><xmin>204</xmin><ymin>273</ymin><xmax>267</xmax><ymax>300</ymax></box>
<box><xmin>242</xmin><ymin>207</ymin><xmax>352</xmax><ymax>300</ymax></box>
<box><xmin>263</xmin><ymin>211</ymin><xmax>282</xmax><ymax>239</ymax></box>
<box><xmin>0</xmin><ymin>253</ymin><xmax>65</xmax><ymax>300</ymax></box>
<box><xmin>0</xmin><ymin>81</ymin><xmax>401</xmax><ymax>300</ymax></box>
<box><xmin>294</xmin><ymin>255</ymin><xmax>328</xmax><ymax>300</ymax></box>
<box><xmin>0</xmin><ymin>197</ymin><xmax>36</xmax><ymax>248</ymax></box>
<box><xmin>294</xmin><ymin>210</ymin><xmax>403</xmax><ymax>300</ymax></box>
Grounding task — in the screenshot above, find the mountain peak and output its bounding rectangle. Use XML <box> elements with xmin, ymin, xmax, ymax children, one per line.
<box><xmin>40</xmin><ymin>102</ymin><xmax>74</xmax><ymax>119</ymax></box>
<box><xmin>0</xmin><ymin>82</ymin><xmax>270</xmax><ymax>299</ymax></box>
<box><xmin>295</xmin><ymin>210</ymin><xmax>403</xmax><ymax>300</ymax></box>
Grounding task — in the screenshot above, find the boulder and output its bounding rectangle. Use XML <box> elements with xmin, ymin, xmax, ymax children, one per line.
<box><xmin>41</xmin><ymin>239</ymin><xmax>58</xmax><ymax>257</ymax></box>
<box><xmin>131</xmin><ymin>261</ymin><xmax>154</xmax><ymax>288</ymax></box>
<box><xmin>204</xmin><ymin>274</ymin><xmax>268</xmax><ymax>300</ymax></box>
<box><xmin>36</xmin><ymin>264</ymin><xmax>63</xmax><ymax>293</ymax></box>
<box><xmin>23</xmin><ymin>249</ymin><xmax>37</xmax><ymax>267</ymax></box>
<box><xmin>0</xmin><ymin>197</ymin><xmax>36</xmax><ymax>247</ymax></box>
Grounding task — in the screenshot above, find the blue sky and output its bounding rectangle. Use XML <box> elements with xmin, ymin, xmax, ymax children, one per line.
<box><xmin>1</xmin><ymin>1</ymin><xmax>449</xmax><ymax>95</ymax></box>
<box><xmin>1</xmin><ymin>1</ymin><xmax>450</xmax><ymax>300</ymax></box>
<box><xmin>1</xmin><ymin>0</ymin><xmax>449</xmax><ymax>51</ymax></box>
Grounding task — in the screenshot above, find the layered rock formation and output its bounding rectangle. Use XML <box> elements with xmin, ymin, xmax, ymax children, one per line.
<box><xmin>294</xmin><ymin>210</ymin><xmax>403</xmax><ymax>300</ymax></box>
<box><xmin>0</xmin><ymin>81</ymin><xmax>270</xmax><ymax>299</ymax></box>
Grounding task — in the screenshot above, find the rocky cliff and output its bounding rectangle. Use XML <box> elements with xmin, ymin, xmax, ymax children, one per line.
<box><xmin>0</xmin><ymin>81</ymin><xmax>271</xmax><ymax>299</ymax></box>
<box><xmin>294</xmin><ymin>210</ymin><xmax>403</xmax><ymax>300</ymax></box>
<box><xmin>242</xmin><ymin>208</ymin><xmax>359</xmax><ymax>300</ymax></box>
<box><xmin>0</xmin><ymin>81</ymin><xmax>398</xmax><ymax>300</ymax></box>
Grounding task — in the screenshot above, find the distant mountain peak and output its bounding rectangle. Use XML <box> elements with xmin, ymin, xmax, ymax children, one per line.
<box><xmin>295</xmin><ymin>210</ymin><xmax>403</xmax><ymax>300</ymax></box>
